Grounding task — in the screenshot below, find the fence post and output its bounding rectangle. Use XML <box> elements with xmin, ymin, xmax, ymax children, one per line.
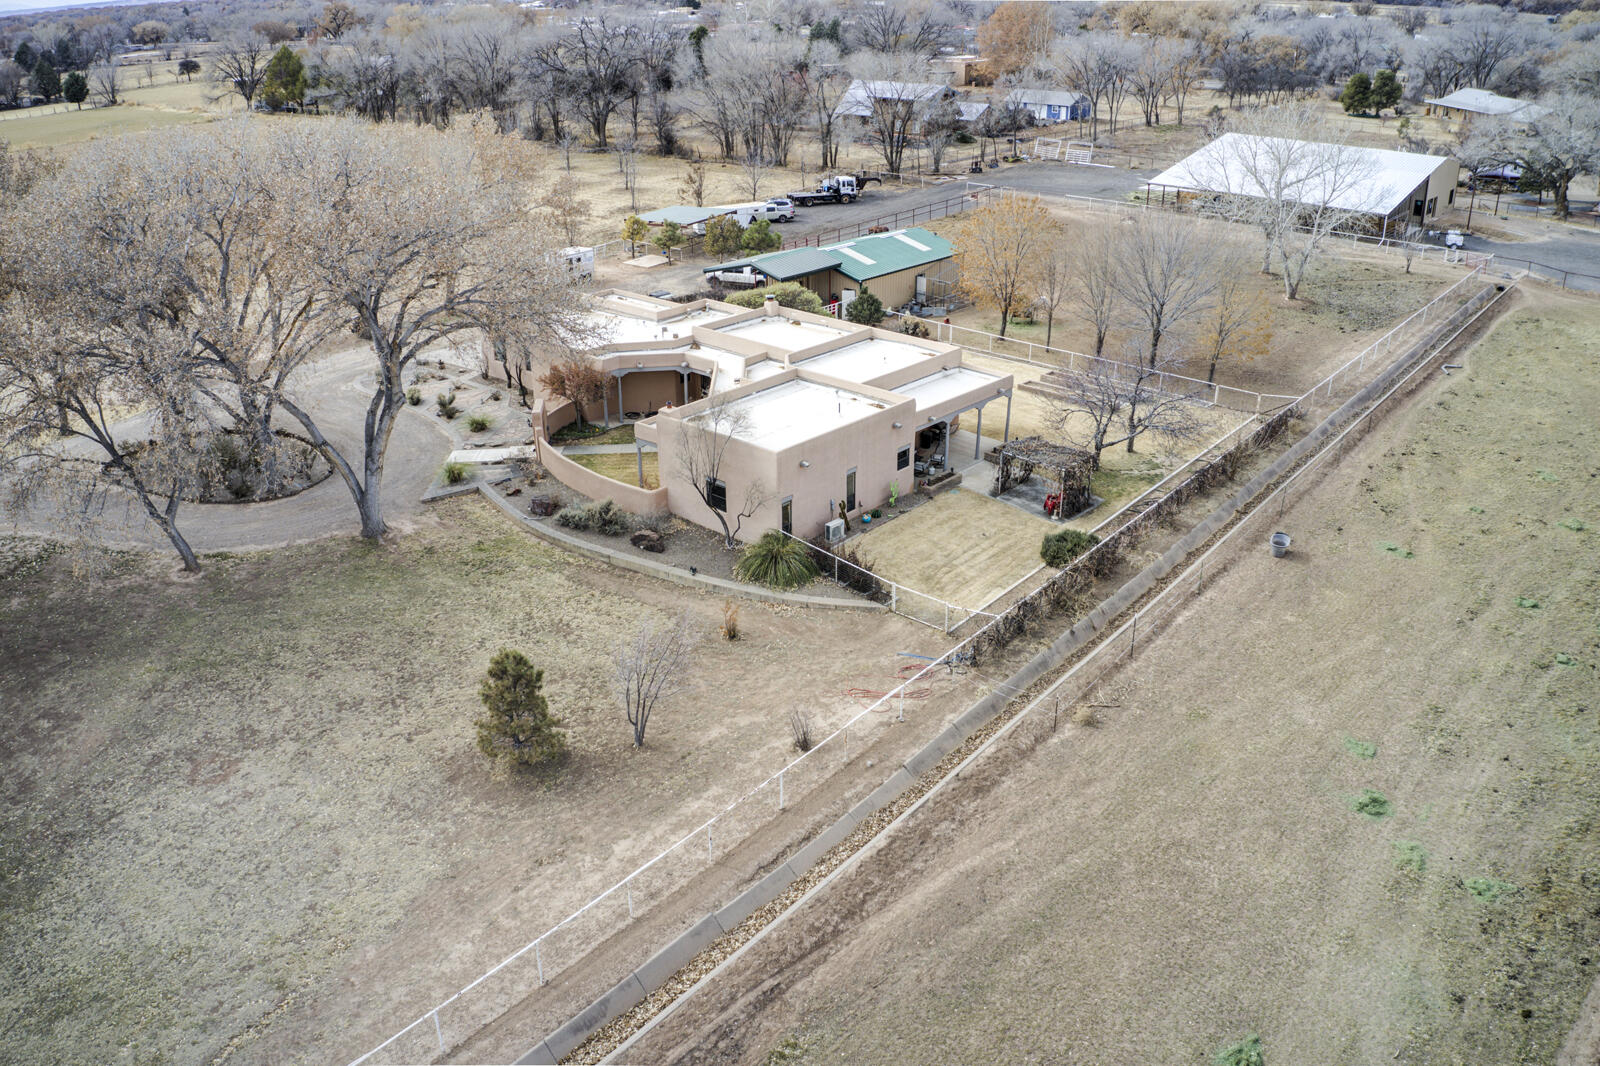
<box><xmin>626</xmin><ymin>883</ymin><xmax>634</xmax><ymax>918</ymax></box>
<box><xmin>779</xmin><ymin>769</ymin><xmax>785</xmax><ymax>810</ymax></box>
<box><xmin>535</xmin><ymin>940</ymin><xmax>544</xmax><ymax>985</ymax></box>
<box><xmin>433</xmin><ymin>1010</ymin><xmax>444</xmax><ymax>1053</ymax></box>
<box><xmin>707</xmin><ymin>825</ymin><xmax>714</xmax><ymax>860</ymax></box>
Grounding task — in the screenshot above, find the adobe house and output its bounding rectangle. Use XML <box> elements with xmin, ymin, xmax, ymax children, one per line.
<box><xmin>527</xmin><ymin>290</ymin><xmax>1015</xmax><ymax>542</ymax></box>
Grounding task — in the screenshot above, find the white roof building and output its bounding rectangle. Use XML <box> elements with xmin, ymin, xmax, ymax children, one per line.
<box><xmin>1146</xmin><ymin>133</ymin><xmax>1462</xmax><ymax>221</ymax></box>
<box><xmin>834</xmin><ymin>79</ymin><xmax>954</xmax><ymax>119</ymax></box>
<box><xmin>1424</xmin><ymin>89</ymin><xmax>1550</xmax><ymax>122</ymax></box>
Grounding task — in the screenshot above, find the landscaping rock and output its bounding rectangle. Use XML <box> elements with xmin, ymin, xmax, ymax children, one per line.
<box><xmin>528</xmin><ymin>494</ymin><xmax>559</xmax><ymax>517</ymax></box>
<box><xmin>631</xmin><ymin>529</ymin><xmax>666</xmax><ymax>553</ymax></box>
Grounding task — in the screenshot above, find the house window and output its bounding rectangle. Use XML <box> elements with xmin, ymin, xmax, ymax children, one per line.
<box><xmin>781</xmin><ymin>497</ymin><xmax>793</xmax><ymax>535</ymax></box>
<box><xmin>1413</xmin><ymin>199</ymin><xmax>1425</xmax><ymax>217</ymax></box>
<box><xmin>897</xmin><ymin>447</ymin><xmax>911</xmax><ymax>470</ymax></box>
<box><xmin>845</xmin><ymin>469</ymin><xmax>857</xmax><ymax>512</ymax></box>
<box><xmin>1448</xmin><ymin>188</ymin><xmax>1456</xmax><ymax>206</ymax></box>
<box><xmin>1427</xmin><ymin>197</ymin><xmax>1437</xmax><ymax>216</ymax></box>
<box><xmin>706</xmin><ymin>477</ymin><xmax>727</xmax><ymax>512</ymax></box>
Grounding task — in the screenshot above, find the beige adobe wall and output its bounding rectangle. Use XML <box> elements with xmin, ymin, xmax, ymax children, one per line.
<box><xmin>535</xmin><ymin>438</ymin><xmax>670</xmax><ymax>515</ymax></box>
<box><xmin>768</xmin><ymin>399</ymin><xmax>917</xmax><ymax>539</ymax></box>
<box><xmin>654</xmin><ymin>422</ymin><xmax>781</xmax><ymax>543</ymax></box>
<box><xmin>614</xmin><ymin>370</ymin><xmax>691</xmax><ymax>416</ymax></box>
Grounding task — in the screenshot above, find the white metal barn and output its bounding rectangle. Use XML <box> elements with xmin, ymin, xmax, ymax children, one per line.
<box><xmin>1144</xmin><ymin>133</ymin><xmax>1462</xmax><ymax>233</ymax></box>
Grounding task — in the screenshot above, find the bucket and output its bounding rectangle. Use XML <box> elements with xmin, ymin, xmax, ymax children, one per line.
<box><xmin>1270</xmin><ymin>532</ymin><xmax>1291</xmax><ymax>558</ymax></box>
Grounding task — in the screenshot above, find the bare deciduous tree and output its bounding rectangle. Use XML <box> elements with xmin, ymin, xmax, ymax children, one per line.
<box><xmin>739</xmin><ymin>151</ymin><xmax>769</xmax><ymax>200</ymax></box>
<box><xmin>210</xmin><ymin>35</ymin><xmax>270</xmax><ymax>108</ymax></box>
<box><xmin>1196</xmin><ymin>106</ymin><xmax>1379</xmax><ymax>299</ymax></box>
<box><xmin>1112</xmin><ymin>214</ymin><xmax>1219</xmax><ymax>368</ymax></box>
<box><xmin>674</xmin><ymin>397</ymin><xmax>770</xmax><ymax>548</ymax></box>
<box><xmin>1045</xmin><ymin>349</ymin><xmax>1205</xmax><ymax>467</ymax></box>
<box><xmin>614</xmin><ymin>613</ymin><xmax>696</xmax><ymax>748</ymax></box>
<box><xmin>1071</xmin><ymin>221</ymin><xmax>1122</xmax><ymax>359</ymax></box>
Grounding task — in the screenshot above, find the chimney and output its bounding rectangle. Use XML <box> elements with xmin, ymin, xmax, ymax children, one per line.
<box><xmin>763</xmin><ymin>293</ymin><xmax>779</xmax><ymax>317</ymax></box>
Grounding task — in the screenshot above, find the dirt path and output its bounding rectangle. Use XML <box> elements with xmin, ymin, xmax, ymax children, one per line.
<box><xmin>620</xmin><ymin>288</ymin><xmax>1600</xmax><ymax>1066</ymax></box>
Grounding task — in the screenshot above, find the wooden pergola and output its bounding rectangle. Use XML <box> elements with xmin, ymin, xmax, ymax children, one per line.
<box><xmin>991</xmin><ymin>436</ymin><xmax>1094</xmax><ymax>518</ymax></box>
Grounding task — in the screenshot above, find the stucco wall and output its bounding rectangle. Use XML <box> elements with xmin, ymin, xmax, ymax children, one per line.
<box><xmin>614</xmin><ymin>370</ymin><xmax>692</xmax><ymax>417</ymax></box>
<box><xmin>536</xmin><ymin>438</ymin><xmax>670</xmax><ymax>516</ymax></box>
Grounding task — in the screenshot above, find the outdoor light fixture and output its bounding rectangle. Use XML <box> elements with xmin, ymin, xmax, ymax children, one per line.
<box><xmin>799</xmin><ymin>460</ymin><xmax>811</xmax><ymax>468</ymax></box>
<box><xmin>892</xmin><ymin>421</ymin><xmax>902</xmax><ymax>428</ymax></box>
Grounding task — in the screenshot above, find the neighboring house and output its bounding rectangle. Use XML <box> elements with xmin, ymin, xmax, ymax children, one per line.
<box><xmin>1423</xmin><ymin>88</ymin><xmax>1550</xmax><ymax>127</ymax></box>
<box><xmin>1145</xmin><ymin>133</ymin><xmax>1462</xmax><ymax>227</ymax></box>
<box><xmin>526</xmin><ymin>290</ymin><xmax>1015</xmax><ymax>543</ymax></box>
<box><xmin>1003</xmin><ymin>88</ymin><xmax>1092</xmax><ymax>124</ymax></box>
<box><xmin>705</xmin><ymin>227</ymin><xmax>958</xmax><ymax>314</ymax></box>
<box><xmin>834</xmin><ymin>79</ymin><xmax>957</xmax><ymax>121</ymax></box>
<box><xmin>955</xmin><ymin>100</ymin><xmax>991</xmax><ymax>124</ymax></box>
<box><xmin>931</xmin><ymin>54</ymin><xmax>988</xmax><ymax>87</ymax></box>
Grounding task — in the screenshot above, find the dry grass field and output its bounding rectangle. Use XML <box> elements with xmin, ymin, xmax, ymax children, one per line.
<box><xmin>621</xmin><ymin>287</ymin><xmax>1600</xmax><ymax>1066</ymax></box>
<box><xmin>941</xmin><ymin>238</ymin><xmax>1471</xmax><ymax>400</ymax></box>
<box><xmin>0</xmin><ymin>498</ymin><xmax>949</xmax><ymax>1065</ymax></box>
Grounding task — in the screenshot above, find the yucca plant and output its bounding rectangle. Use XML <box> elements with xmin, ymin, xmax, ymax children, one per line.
<box><xmin>735</xmin><ymin>530</ymin><xmax>820</xmax><ymax>590</ymax></box>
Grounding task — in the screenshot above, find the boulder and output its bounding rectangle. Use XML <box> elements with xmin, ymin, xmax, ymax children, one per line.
<box><xmin>630</xmin><ymin>529</ymin><xmax>666</xmax><ymax>553</ymax></box>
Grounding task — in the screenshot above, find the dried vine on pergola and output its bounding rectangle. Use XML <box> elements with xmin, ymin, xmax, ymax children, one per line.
<box><xmin>990</xmin><ymin>435</ymin><xmax>1095</xmax><ymax>517</ymax></box>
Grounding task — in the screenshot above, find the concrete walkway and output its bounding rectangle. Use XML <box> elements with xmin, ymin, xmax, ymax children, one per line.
<box><xmin>7</xmin><ymin>346</ymin><xmax>467</xmax><ymax>553</ymax></box>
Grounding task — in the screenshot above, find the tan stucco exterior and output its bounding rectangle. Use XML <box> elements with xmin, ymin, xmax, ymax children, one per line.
<box><xmin>550</xmin><ymin>291</ymin><xmax>1013</xmax><ymax>543</ymax></box>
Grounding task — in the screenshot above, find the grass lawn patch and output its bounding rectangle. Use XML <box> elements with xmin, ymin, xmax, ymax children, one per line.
<box><xmin>1343</xmin><ymin>737</ymin><xmax>1378</xmax><ymax>759</ymax></box>
<box><xmin>551</xmin><ymin>422</ymin><xmax>636</xmax><ymax>445</ymax></box>
<box><xmin>1392</xmin><ymin>840</ymin><xmax>1428</xmax><ymax>872</ymax></box>
<box><xmin>569</xmin><ymin>450</ymin><xmax>659</xmax><ymax>489</ymax></box>
<box><xmin>1351</xmin><ymin>789</ymin><xmax>1394</xmax><ymax>818</ymax></box>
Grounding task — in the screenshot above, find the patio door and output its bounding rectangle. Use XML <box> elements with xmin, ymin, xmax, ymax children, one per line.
<box><xmin>845</xmin><ymin>469</ymin><xmax>857</xmax><ymax>512</ymax></box>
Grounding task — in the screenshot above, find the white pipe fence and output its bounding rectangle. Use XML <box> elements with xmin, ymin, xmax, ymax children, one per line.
<box><xmin>346</xmin><ymin>264</ymin><xmax>1499</xmax><ymax>1066</ymax></box>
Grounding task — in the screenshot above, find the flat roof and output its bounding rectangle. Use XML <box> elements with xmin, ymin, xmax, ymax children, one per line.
<box><xmin>795</xmin><ymin>336</ymin><xmax>940</xmax><ymax>384</ymax></box>
<box><xmin>714</xmin><ymin>316</ymin><xmax>854</xmax><ymax>349</ymax></box>
<box><xmin>897</xmin><ymin>366</ymin><xmax>1005</xmax><ymax>413</ymax></box>
<box><xmin>1147</xmin><ymin>133</ymin><xmax>1454</xmax><ymax>216</ymax></box>
<box><xmin>584</xmin><ymin>305</ymin><xmax>735</xmax><ymax>345</ymax></box>
<box><xmin>698</xmin><ymin>378</ymin><xmax>888</xmax><ymax>450</ymax></box>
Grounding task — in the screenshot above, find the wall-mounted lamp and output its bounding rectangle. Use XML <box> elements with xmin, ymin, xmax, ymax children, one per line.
<box><xmin>892</xmin><ymin>421</ymin><xmax>903</xmax><ymax>428</ymax></box>
<box><xmin>799</xmin><ymin>460</ymin><xmax>811</xmax><ymax>468</ymax></box>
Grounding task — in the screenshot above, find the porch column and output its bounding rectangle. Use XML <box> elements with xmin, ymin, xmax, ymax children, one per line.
<box><xmin>603</xmin><ymin>374</ymin><xmax>612</xmax><ymax>427</ymax></box>
<box><xmin>1002</xmin><ymin>390</ymin><xmax>1012</xmax><ymax>444</ymax></box>
<box><xmin>974</xmin><ymin>403</ymin><xmax>984</xmax><ymax>458</ymax></box>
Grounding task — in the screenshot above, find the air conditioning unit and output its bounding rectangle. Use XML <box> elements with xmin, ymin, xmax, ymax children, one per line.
<box><xmin>824</xmin><ymin>518</ymin><xmax>846</xmax><ymax>544</ymax></box>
